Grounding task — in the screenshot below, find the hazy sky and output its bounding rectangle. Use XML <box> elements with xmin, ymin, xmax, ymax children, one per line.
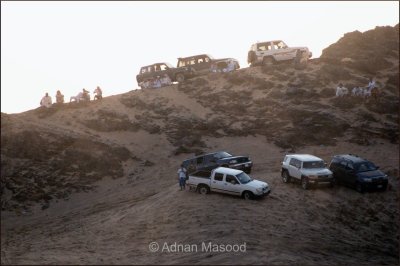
<box><xmin>1</xmin><ymin>1</ymin><xmax>399</xmax><ymax>114</ymax></box>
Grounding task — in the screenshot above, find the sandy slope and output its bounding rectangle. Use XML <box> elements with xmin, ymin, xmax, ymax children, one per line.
<box><xmin>1</xmin><ymin>25</ymin><xmax>399</xmax><ymax>264</ymax></box>
<box><xmin>1</xmin><ymin>130</ymin><xmax>398</xmax><ymax>265</ymax></box>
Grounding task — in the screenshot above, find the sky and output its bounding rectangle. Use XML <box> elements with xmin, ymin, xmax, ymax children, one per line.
<box><xmin>1</xmin><ymin>1</ymin><xmax>399</xmax><ymax>114</ymax></box>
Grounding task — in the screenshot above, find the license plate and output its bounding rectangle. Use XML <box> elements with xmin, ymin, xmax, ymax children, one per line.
<box><xmin>377</xmin><ymin>185</ymin><xmax>382</xmax><ymax>188</ymax></box>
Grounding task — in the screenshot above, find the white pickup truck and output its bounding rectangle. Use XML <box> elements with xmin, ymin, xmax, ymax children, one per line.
<box><xmin>187</xmin><ymin>167</ymin><xmax>270</xmax><ymax>199</ymax></box>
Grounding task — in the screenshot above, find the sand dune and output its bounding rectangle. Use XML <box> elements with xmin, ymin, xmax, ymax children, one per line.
<box><xmin>1</xmin><ymin>24</ymin><xmax>399</xmax><ymax>265</ymax></box>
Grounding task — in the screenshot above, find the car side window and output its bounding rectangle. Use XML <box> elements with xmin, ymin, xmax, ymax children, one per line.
<box><xmin>196</xmin><ymin>156</ymin><xmax>204</xmax><ymax>164</ymax></box>
<box><xmin>214</xmin><ymin>173</ymin><xmax>224</xmax><ymax>181</ymax></box>
<box><xmin>226</xmin><ymin>175</ymin><xmax>238</xmax><ymax>184</ymax></box>
<box><xmin>339</xmin><ymin>160</ymin><xmax>348</xmax><ymax>169</ymax></box>
<box><xmin>289</xmin><ymin>158</ymin><xmax>300</xmax><ymax>168</ymax></box>
<box><xmin>160</xmin><ymin>64</ymin><xmax>168</xmax><ymax>71</ymax></box>
<box><xmin>346</xmin><ymin>162</ymin><xmax>354</xmax><ymax>170</ymax></box>
<box><xmin>205</xmin><ymin>57</ymin><xmax>210</xmax><ymax>63</ymax></box>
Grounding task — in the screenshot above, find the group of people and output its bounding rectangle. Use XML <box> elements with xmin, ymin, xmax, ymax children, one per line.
<box><xmin>335</xmin><ymin>78</ymin><xmax>380</xmax><ymax>100</ymax></box>
<box><xmin>140</xmin><ymin>74</ymin><xmax>172</xmax><ymax>89</ymax></box>
<box><xmin>40</xmin><ymin>86</ymin><xmax>103</xmax><ymax>108</ymax></box>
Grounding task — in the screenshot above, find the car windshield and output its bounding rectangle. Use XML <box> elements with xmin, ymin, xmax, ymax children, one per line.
<box><xmin>236</xmin><ymin>172</ymin><xmax>252</xmax><ymax>184</ymax></box>
<box><xmin>214</xmin><ymin>152</ymin><xmax>232</xmax><ymax>159</ymax></box>
<box><xmin>165</xmin><ymin>62</ymin><xmax>174</xmax><ymax>68</ymax></box>
<box><xmin>303</xmin><ymin>161</ymin><xmax>325</xmax><ymax>169</ymax></box>
<box><xmin>354</xmin><ymin>161</ymin><xmax>377</xmax><ymax>172</ymax></box>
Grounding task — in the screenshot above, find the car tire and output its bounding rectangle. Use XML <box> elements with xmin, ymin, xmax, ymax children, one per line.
<box><xmin>301</xmin><ymin>177</ymin><xmax>309</xmax><ymax>190</ymax></box>
<box><xmin>198</xmin><ymin>185</ymin><xmax>210</xmax><ymax>195</ymax></box>
<box><xmin>355</xmin><ymin>182</ymin><xmax>364</xmax><ymax>193</ymax></box>
<box><xmin>175</xmin><ymin>73</ymin><xmax>185</xmax><ymax>83</ymax></box>
<box><xmin>262</xmin><ymin>56</ymin><xmax>274</xmax><ymax>66</ymax></box>
<box><xmin>243</xmin><ymin>191</ymin><xmax>253</xmax><ymax>200</ymax></box>
<box><xmin>282</xmin><ymin>171</ymin><xmax>291</xmax><ymax>183</ymax></box>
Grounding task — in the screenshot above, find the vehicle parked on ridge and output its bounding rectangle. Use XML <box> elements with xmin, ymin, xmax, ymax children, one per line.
<box><xmin>182</xmin><ymin>151</ymin><xmax>253</xmax><ymax>175</ymax></box>
<box><xmin>247</xmin><ymin>40</ymin><xmax>312</xmax><ymax>66</ymax></box>
<box><xmin>281</xmin><ymin>154</ymin><xmax>334</xmax><ymax>190</ymax></box>
<box><xmin>187</xmin><ymin>167</ymin><xmax>270</xmax><ymax>199</ymax></box>
<box><xmin>177</xmin><ymin>54</ymin><xmax>240</xmax><ymax>76</ymax></box>
<box><xmin>329</xmin><ymin>154</ymin><xmax>388</xmax><ymax>193</ymax></box>
<box><xmin>136</xmin><ymin>62</ymin><xmax>194</xmax><ymax>89</ymax></box>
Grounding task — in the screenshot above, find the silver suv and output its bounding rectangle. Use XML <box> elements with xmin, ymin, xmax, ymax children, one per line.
<box><xmin>247</xmin><ymin>40</ymin><xmax>312</xmax><ymax>66</ymax></box>
<box><xmin>281</xmin><ymin>154</ymin><xmax>334</xmax><ymax>190</ymax></box>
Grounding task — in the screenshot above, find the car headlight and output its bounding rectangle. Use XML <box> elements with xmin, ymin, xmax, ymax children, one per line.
<box><xmin>229</xmin><ymin>160</ymin><xmax>237</xmax><ymax>164</ymax></box>
<box><xmin>364</xmin><ymin>178</ymin><xmax>372</xmax><ymax>182</ymax></box>
<box><xmin>383</xmin><ymin>175</ymin><xmax>388</xmax><ymax>179</ymax></box>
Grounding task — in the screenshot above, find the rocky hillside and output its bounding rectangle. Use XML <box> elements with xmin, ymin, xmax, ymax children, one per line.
<box><xmin>1</xmin><ymin>25</ymin><xmax>399</xmax><ymax>212</ymax></box>
<box><xmin>1</xmin><ymin>24</ymin><xmax>399</xmax><ymax>265</ymax></box>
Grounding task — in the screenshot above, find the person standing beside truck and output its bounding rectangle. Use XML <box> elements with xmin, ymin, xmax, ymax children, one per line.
<box><xmin>177</xmin><ymin>165</ymin><xmax>187</xmax><ymax>191</ymax></box>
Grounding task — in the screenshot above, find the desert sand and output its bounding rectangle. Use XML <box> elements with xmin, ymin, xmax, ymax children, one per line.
<box><xmin>1</xmin><ymin>25</ymin><xmax>399</xmax><ymax>265</ymax></box>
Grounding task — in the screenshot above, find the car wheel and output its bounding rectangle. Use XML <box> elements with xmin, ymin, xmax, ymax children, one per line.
<box><xmin>243</xmin><ymin>191</ymin><xmax>253</xmax><ymax>200</ymax></box>
<box><xmin>262</xmin><ymin>56</ymin><xmax>274</xmax><ymax>66</ymax></box>
<box><xmin>301</xmin><ymin>177</ymin><xmax>309</xmax><ymax>190</ymax></box>
<box><xmin>355</xmin><ymin>182</ymin><xmax>364</xmax><ymax>193</ymax></box>
<box><xmin>282</xmin><ymin>171</ymin><xmax>291</xmax><ymax>183</ymax></box>
<box><xmin>176</xmin><ymin>73</ymin><xmax>185</xmax><ymax>83</ymax></box>
<box><xmin>198</xmin><ymin>185</ymin><xmax>210</xmax><ymax>195</ymax></box>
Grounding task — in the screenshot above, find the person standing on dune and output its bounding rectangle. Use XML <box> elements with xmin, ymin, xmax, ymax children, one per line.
<box><xmin>177</xmin><ymin>165</ymin><xmax>187</xmax><ymax>191</ymax></box>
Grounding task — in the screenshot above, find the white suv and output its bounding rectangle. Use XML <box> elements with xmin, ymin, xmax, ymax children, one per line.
<box><xmin>281</xmin><ymin>154</ymin><xmax>334</xmax><ymax>190</ymax></box>
<box><xmin>247</xmin><ymin>40</ymin><xmax>312</xmax><ymax>66</ymax></box>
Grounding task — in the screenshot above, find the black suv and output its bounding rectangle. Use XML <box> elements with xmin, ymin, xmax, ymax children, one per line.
<box><xmin>182</xmin><ymin>151</ymin><xmax>252</xmax><ymax>174</ymax></box>
<box><xmin>177</xmin><ymin>54</ymin><xmax>240</xmax><ymax>76</ymax></box>
<box><xmin>329</xmin><ymin>154</ymin><xmax>388</xmax><ymax>193</ymax></box>
<box><xmin>136</xmin><ymin>62</ymin><xmax>194</xmax><ymax>88</ymax></box>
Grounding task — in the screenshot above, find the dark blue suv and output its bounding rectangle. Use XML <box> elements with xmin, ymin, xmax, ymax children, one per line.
<box><xmin>329</xmin><ymin>154</ymin><xmax>388</xmax><ymax>193</ymax></box>
<box><xmin>182</xmin><ymin>151</ymin><xmax>252</xmax><ymax>175</ymax></box>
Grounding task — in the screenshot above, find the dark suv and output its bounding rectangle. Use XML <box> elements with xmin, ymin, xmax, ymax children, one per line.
<box><xmin>136</xmin><ymin>62</ymin><xmax>194</xmax><ymax>88</ymax></box>
<box><xmin>182</xmin><ymin>151</ymin><xmax>252</xmax><ymax>174</ymax></box>
<box><xmin>329</xmin><ymin>154</ymin><xmax>388</xmax><ymax>193</ymax></box>
<box><xmin>177</xmin><ymin>54</ymin><xmax>240</xmax><ymax>76</ymax></box>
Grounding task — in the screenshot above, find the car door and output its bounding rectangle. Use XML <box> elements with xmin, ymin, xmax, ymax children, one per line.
<box><xmin>203</xmin><ymin>155</ymin><xmax>216</xmax><ymax>171</ymax></box>
<box><xmin>337</xmin><ymin>160</ymin><xmax>349</xmax><ymax>185</ymax></box>
<box><xmin>288</xmin><ymin>158</ymin><xmax>301</xmax><ymax>179</ymax></box>
<box><xmin>224</xmin><ymin>175</ymin><xmax>242</xmax><ymax>196</ymax></box>
<box><xmin>273</xmin><ymin>41</ymin><xmax>295</xmax><ymax>61</ymax></box>
<box><xmin>344</xmin><ymin>161</ymin><xmax>358</xmax><ymax>186</ymax></box>
<box><xmin>211</xmin><ymin>172</ymin><xmax>225</xmax><ymax>193</ymax></box>
<box><xmin>256</xmin><ymin>42</ymin><xmax>271</xmax><ymax>58</ymax></box>
<box><xmin>195</xmin><ymin>56</ymin><xmax>210</xmax><ymax>74</ymax></box>
<box><xmin>196</xmin><ymin>156</ymin><xmax>205</xmax><ymax>171</ymax></box>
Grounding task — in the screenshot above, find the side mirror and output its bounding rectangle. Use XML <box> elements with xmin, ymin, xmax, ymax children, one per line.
<box><xmin>230</xmin><ymin>181</ymin><xmax>237</xmax><ymax>185</ymax></box>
